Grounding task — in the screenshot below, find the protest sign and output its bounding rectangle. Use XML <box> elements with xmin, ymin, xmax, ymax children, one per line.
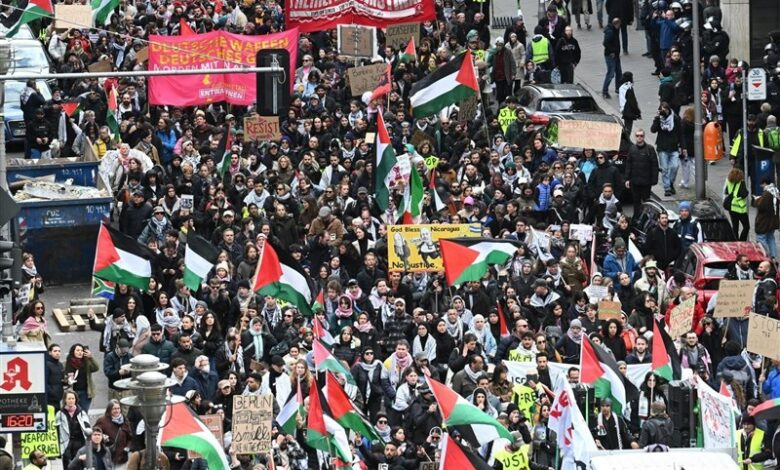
<box><xmin>697</xmin><ymin>378</ymin><xmax>736</xmax><ymax>449</ymax></box>
<box><xmin>385</xmin><ymin>23</ymin><xmax>420</xmax><ymax>50</ymax></box>
<box><xmin>286</xmin><ymin>0</ymin><xmax>435</xmax><ymax>32</ymax></box>
<box><xmin>387</xmin><ymin>224</ymin><xmax>480</xmax><ymax>272</ymax></box>
<box><xmin>669</xmin><ymin>297</ymin><xmax>695</xmax><ymax>338</ymax></box>
<box><xmin>586</xmin><ymin>285</ymin><xmax>609</xmax><ymax>301</ymax></box>
<box><xmin>557</xmin><ymin>120</ymin><xmax>622</xmax><ymax>151</ymax></box>
<box><xmin>410</xmin><ymin>130</ymin><xmax>433</xmax><ymax>149</ymax></box>
<box><xmin>419</xmin><ymin>462</ymin><xmax>439</xmax><ymax>470</ymax></box>
<box><xmin>188</xmin><ymin>414</ymin><xmax>224</xmax><ymax>459</ymax></box>
<box><xmin>424</xmin><ymin>156</ymin><xmax>439</xmax><ymax>170</ymax></box>
<box><xmin>598</xmin><ymin>300</ymin><xmax>622</xmax><ymax>320</ymax></box>
<box><xmin>747</xmin><ymin>313</ymin><xmax>780</xmax><ymax>360</ymax></box>
<box><xmin>232</xmin><ymin>394</ymin><xmax>273</xmax><ymax>454</ymax></box>
<box><xmin>55</xmin><ymin>5</ymin><xmax>91</xmax><ymax>30</ymax></box>
<box><xmin>569</xmin><ymin>224</ymin><xmax>594</xmax><ymax>242</ymax></box>
<box><xmin>347</xmin><ymin>63</ymin><xmax>387</xmax><ymax>96</ymax></box>
<box><xmin>244</xmin><ymin>115</ymin><xmax>281</xmax><ymax>142</ymax></box>
<box><xmin>135</xmin><ymin>47</ymin><xmax>148</xmax><ymax>63</ymax></box>
<box><xmin>88</xmin><ymin>61</ymin><xmax>113</xmax><ymax>73</ymax></box>
<box><xmin>337</xmin><ymin>25</ymin><xmax>377</xmax><ymax>58</ymax></box>
<box><xmin>498</xmin><ymin>107</ymin><xmax>516</xmax><ymax>134</ymax></box>
<box><xmin>458</xmin><ymin>95</ymin><xmax>478</xmax><ymax>122</ymax></box>
<box><xmin>180</xmin><ymin>194</ymin><xmax>194</xmax><ymax>210</ymax></box>
<box><xmin>21</xmin><ymin>406</ymin><xmax>59</xmax><ymax>458</ymax></box>
<box><xmin>714</xmin><ymin>280</ymin><xmax>755</xmax><ymax>318</ymax></box>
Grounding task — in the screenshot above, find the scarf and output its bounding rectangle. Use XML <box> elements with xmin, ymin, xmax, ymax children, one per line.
<box><xmin>65</xmin><ymin>405</ymin><xmax>77</xmax><ymax>416</ymax></box>
<box><xmin>463</xmin><ymin>364</ymin><xmax>482</xmax><ymax>383</ymax></box>
<box><xmin>249</xmin><ymin>321</ymin><xmax>264</xmax><ymax>361</ymax></box>
<box><xmin>736</xmin><ymin>266</ymin><xmax>754</xmax><ymax>280</ymax></box>
<box><xmin>446</xmin><ymin>317</ymin><xmax>463</xmax><ymax>340</ymax></box>
<box><xmin>111</xmin><ymin>415</ymin><xmax>125</xmax><ymax>425</ymax></box>
<box><xmin>567</xmin><ymin>326</ymin><xmax>583</xmax><ymax>343</ymax></box>
<box><xmin>22</xmin><ymin>263</ymin><xmax>37</xmax><ymax>278</ymax></box>
<box><xmin>597</xmin><ymin>412</ymin><xmax>623</xmax><ymax>449</ymax></box>
<box><xmin>389</xmin><ymin>353</ymin><xmax>412</xmax><ymax>386</ymax></box>
<box><xmin>353</xmin><ymin>320</ymin><xmax>373</xmax><ymax>333</ymax></box>
<box><xmin>359</xmin><ymin>360</ymin><xmax>381</xmax><ymax>400</ymax></box>
<box><xmin>69</xmin><ymin>356</ymin><xmax>83</xmax><ymax>370</ymax></box>
<box><xmin>660</xmin><ymin>113</ymin><xmax>675</xmax><ymax>132</ymax></box>
<box><xmin>336</xmin><ymin>297</ymin><xmax>353</xmax><ymax>319</ymax></box>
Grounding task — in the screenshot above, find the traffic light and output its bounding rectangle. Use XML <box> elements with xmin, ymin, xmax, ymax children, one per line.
<box><xmin>256</xmin><ymin>49</ymin><xmax>290</xmax><ymax>117</ymax></box>
<box><xmin>0</xmin><ymin>240</ymin><xmax>20</xmax><ymax>298</ymax></box>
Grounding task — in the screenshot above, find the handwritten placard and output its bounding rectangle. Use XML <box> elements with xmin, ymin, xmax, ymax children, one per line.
<box><xmin>55</xmin><ymin>5</ymin><xmax>92</xmax><ymax>30</ymax></box>
<box><xmin>747</xmin><ymin>313</ymin><xmax>780</xmax><ymax>360</ymax></box>
<box><xmin>232</xmin><ymin>394</ymin><xmax>273</xmax><ymax>454</ymax></box>
<box><xmin>669</xmin><ymin>297</ymin><xmax>695</xmax><ymax>339</ymax></box>
<box><xmin>569</xmin><ymin>223</ymin><xmax>594</xmax><ymax>242</ymax></box>
<box><xmin>598</xmin><ymin>300</ymin><xmax>622</xmax><ymax>320</ymax></box>
<box><xmin>419</xmin><ymin>462</ymin><xmax>439</xmax><ymax>470</ymax></box>
<box><xmin>20</xmin><ymin>406</ymin><xmax>59</xmax><ymax>458</ymax></box>
<box><xmin>714</xmin><ymin>279</ymin><xmax>755</xmax><ymax>318</ymax></box>
<box><xmin>459</xmin><ymin>95</ymin><xmax>478</xmax><ymax>122</ymax></box>
<box><xmin>347</xmin><ymin>63</ymin><xmax>387</xmax><ymax>96</ymax></box>
<box><xmin>244</xmin><ymin>115</ymin><xmax>281</xmax><ymax>142</ymax></box>
<box><xmin>557</xmin><ymin>120</ymin><xmax>622</xmax><ymax>151</ymax></box>
<box><xmin>188</xmin><ymin>414</ymin><xmax>223</xmax><ymax>459</ymax></box>
<box><xmin>385</xmin><ymin>22</ymin><xmax>420</xmax><ymax>50</ymax></box>
<box><xmin>337</xmin><ymin>24</ymin><xmax>377</xmax><ymax>58</ymax></box>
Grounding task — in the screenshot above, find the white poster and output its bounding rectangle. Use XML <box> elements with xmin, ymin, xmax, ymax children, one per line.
<box><xmin>696</xmin><ymin>377</ymin><xmax>736</xmax><ymax>449</ymax></box>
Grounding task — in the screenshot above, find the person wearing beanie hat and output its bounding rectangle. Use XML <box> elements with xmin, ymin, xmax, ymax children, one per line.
<box><xmin>674</xmin><ymin>200</ymin><xmax>703</xmax><ymax>252</ymax></box>
<box><xmin>602</xmin><ymin>235</ymin><xmax>636</xmax><ymax>284</ymax></box>
<box><xmin>309</xmin><ymin>203</ymin><xmax>346</xmax><ymax>246</ymax></box>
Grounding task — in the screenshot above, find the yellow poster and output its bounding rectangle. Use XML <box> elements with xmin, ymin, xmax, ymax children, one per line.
<box><xmin>387</xmin><ymin>224</ymin><xmax>481</xmax><ymax>272</ymax></box>
<box><xmin>21</xmin><ymin>405</ymin><xmax>60</xmax><ymax>458</ymax></box>
<box><xmin>498</xmin><ymin>106</ymin><xmax>517</xmax><ymax>134</ymax></box>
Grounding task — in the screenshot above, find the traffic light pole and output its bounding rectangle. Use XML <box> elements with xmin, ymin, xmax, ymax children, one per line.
<box><xmin>0</xmin><ymin>37</ymin><xmax>13</xmax><ymax>347</ymax></box>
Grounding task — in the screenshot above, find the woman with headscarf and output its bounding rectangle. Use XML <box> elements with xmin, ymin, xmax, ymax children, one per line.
<box><xmin>352</xmin><ymin>312</ymin><xmax>378</xmax><ymax>354</ymax></box>
<box><xmin>556</xmin><ymin>318</ymin><xmax>584</xmax><ymax>364</ymax></box>
<box><xmin>467</xmin><ymin>314</ymin><xmax>497</xmax><ymax>361</ymax></box>
<box><xmin>412</xmin><ymin>322</ymin><xmax>437</xmax><ymax>363</ymax></box>
<box><xmin>430</xmin><ymin>319</ymin><xmax>456</xmax><ymax>377</ymax></box>
<box><xmin>333</xmin><ymin>326</ymin><xmax>361</xmax><ymax>366</ymax></box>
<box><xmin>629</xmin><ymin>371</ymin><xmax>668</xmax><ymax>433</ymax></box>
<box><xmin>159</xmin><ymin>307</ymin><xmax>181</xmax><ymax>340</ymax></box>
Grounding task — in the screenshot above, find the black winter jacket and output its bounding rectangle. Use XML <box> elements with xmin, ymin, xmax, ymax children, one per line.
<box><xmin>625</xmin><ymin>143</ymin><xmax>659</xmax><ymax>187</ymax></box>
<box><xmin>650</xmin><ymin>114</ymin><xmax>683</xmax><ymax>152</ymax></box>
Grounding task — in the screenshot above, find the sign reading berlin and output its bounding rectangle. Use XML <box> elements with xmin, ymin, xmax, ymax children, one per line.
<box><xmin>285</xmin><ymin>0</ymin><xmax>436</xmax><ymax>32</ymax></box>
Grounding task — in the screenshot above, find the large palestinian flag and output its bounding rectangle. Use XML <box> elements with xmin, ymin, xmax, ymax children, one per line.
<box><xmin>183</xmin><ymin>232</ymin><xmax>220</xmax><ymax>292</ymax></box>
<box><xmin>93</xmin><ymin>223</ymin><xmax>155</xmax><ymax>291</ymax></box>
<box><xmin>580</xmin><ymin>336</ymin><xmax>638</xmax><ymax>414</ymax></box>
<box><xmin>159</xmin><ymin>402</ymin><xmax>229</xmax><ymax>470</ymax></box>
<box><xmin>252</xmin><ymin>242</ymin><xmax>313</xmax><ymax>315</ymax></box>
<box><xmin>307</xmin><ymin>377</ymin><xmax>353</xmax><ymax>465</ymax></box>
<box><xmin>441</xmin><ymin>238</ymin><xmax>522</xmax><ymax>285</ymax></box>
<box><xmin>313</xmin><ymin>339</ymin><xmax>355</xmax><ymax>385</ymax></box>
<box><xmin>375</xmin><ymin>110</ymin><xmax>397</xmax><ymax>213</ymax></box>
<box><xmin>324</xmin><ymin>372</ymin><xmax>381</xmax><ymax>441</ymax></box>
<box><xmin>439</xmin><ymin>434</ymin><xmax>492</xmax><ymax>470</ymax></box>
<box><xmin>1</xmin><ymin>0</ymin><xmax>53</xmax><ymax>37</ymax></box>
<box><xmin>277</xmin><ymin>380</ymin><xmax>304</xmax><ymax>434</ymax></box>
<box><xmin>410</xmin><ymin>50</ymin><xmax>478</xmax><ymax>118</ymax></box>
<box><xmin>427</xmin><ymin>377</ymin><xmax>512</xmax><ymax>447</ymax></box>
<box><xmin>91</xmin><ymin>0</ymin><xmax>118</xmax><ymax>26</ymax></box>
<box><xmin>653</xmin><ymin>318</ymin><xmax>681</xmax><ymax>380</ymax></box>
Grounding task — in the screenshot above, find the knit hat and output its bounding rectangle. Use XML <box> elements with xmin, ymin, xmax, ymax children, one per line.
<box><xmin>613</xmin><ymin>238</ymin><xmax>626</xmax><ymax>250</ymax></box>
<box><xmin>319</xmin><ymin>206</ymin><xmax>332</xmax><ymax>218</ymax></box>
<box><xmin>570</xmin><ymin>319</ymin><xmax>582</xmax><ymax>329</ymax></box>
<box><xmin>679</xmin><ymin>201</ymin><xmax>692</xmax><ymax>211</ymax></box>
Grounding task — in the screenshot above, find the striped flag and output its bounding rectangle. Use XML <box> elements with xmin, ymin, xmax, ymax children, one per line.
<box><xmin>1</xmin><ymin>0</ymin><xmax>53</xmax><ymax>37</ymax></box>
<box><xmin>252</xmin><ymin>242</ymin><xmax>313</xmax><ymax>315</ymax></box>
<box><xmin>91</xmin><ymin>276</ymin><xmax>115</xmax><ymax>300</ymax></box>
<box><xmin>410</xmin><ymin>50</ymin><xmax>478</xmax><ymax>118</ymax></box>
<box><xmin>183</xmin><ymin>232</ymin><xmax>220</xmax><ymax>292</ymax></box>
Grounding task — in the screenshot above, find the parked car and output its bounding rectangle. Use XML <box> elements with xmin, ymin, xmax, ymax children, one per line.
<box><xmin>4</xmin><ymin>80</ymin><xmax>52</xmax><ymax>144</ymax></box>
<box><xmin>675</xmin><ymin>241</ymin><xmax>767</xmax><ymax>305</ymax></box>
<box><xmin>631</xmin><ymin>194</ymin><xmax>736</xmax><ymax>250</ymax></box>
<box><xmin>8</xmin><ymin>39</ymin><xmax>55</xmax><ymax>75</ymax></box>
<box><xmin>0</xmin><ymin>24</ymin><xmax>34</xmax><ymax>39</ymax></box>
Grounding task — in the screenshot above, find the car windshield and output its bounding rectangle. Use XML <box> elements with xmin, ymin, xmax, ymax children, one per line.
<box><xmin>11</xmin><ymin>43</ymin><xmax>48</xmax><ymax>70</ymax></box>
<box><xmin>539</xmin><ymin>97</ymin><xmax>599</xmax><ymax>113</ymax></box>
<box><xmin>4</xmin><ymin>81</ymin><xmax>52</xmax><ymax>115</ymax></box>
<box><xmin>700</xmin><ymin>220</ymin><xmax>736</xmax><ymax>242</ymax></box>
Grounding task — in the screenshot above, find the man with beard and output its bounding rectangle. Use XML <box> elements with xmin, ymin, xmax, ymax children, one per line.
<box><xmin>634</xmin><ymin>261</ymin><xmax>669</xmax><ymax>307</ymax></box>
<box><xmin>170</xmin><ymin>334</ymin><xmax>203</xmax><ymax>369</ymax></box>
<box><xmin>625</xmin><ymin>335</ymin><xmax>652</xmax><ymax>364</ymax></box>
<box><xmin>593</xmin><ymin>398</ymin><xmax>638</xmax><ymax>450</ymax></box>
<box><xmin>191</xmin><ymin>355</ymin><xmax>218</xmax><ymax>399</ymax></box>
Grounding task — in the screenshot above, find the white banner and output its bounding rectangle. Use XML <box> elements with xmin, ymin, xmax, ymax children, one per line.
<box><xmin>696</xmin><ymin>377</ymin><xmax>736</xmax><ymax>449</ymax></box>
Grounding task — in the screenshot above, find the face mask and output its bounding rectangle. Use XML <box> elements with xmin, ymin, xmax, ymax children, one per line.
<box><xmin>200</xmin><ymin>365</ymin><xmax>210</xmax><ymax>373</ymax></box>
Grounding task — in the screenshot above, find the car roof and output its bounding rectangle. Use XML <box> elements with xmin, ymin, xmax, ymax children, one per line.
<box><xmin>523</xmin><ymin>83</ymin><xmax>592</xmax><ymax>99</ymax></box>
<box><xmin>690</xmin><ymin>242</ymin><xmax>767</xmax><ymax>263</ymax></box>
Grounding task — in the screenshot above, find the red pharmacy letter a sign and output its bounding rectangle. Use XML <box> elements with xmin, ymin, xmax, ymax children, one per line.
<box><xmin>1</xmin><ymin>357</ymin><xmax>33</xmax><ymax>391</ymax></box>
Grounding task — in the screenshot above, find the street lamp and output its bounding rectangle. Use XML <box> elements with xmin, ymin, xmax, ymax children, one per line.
<box><xmin>115</xmin><ymin>355</ymin><xmax>178</xmax><ymax>470</ymax></box>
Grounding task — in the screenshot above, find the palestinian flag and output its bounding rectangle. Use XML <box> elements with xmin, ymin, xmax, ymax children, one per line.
<box><xmin>580</xmin><ymin>336</ymin><xmax>637</xmax><ymax>414</ymax></box>
<box><xmin>313</xmin><ymin>339</ymin><xmax>355</xmax><ymax>385</ymax></box>
<box><xmin>375</xmin><ymin>110</ymin><xmax>397</xmax><ymax>212</ymax></box>
<box><xmin>106</xmin><ymin>85</ymin><xmax>120</xmax><ymax>140</ymax></box>
<box><xmin>61</xmin><ymin>101</ymin><xmax>81</xmax><ymax>118</ymax></box>
<box><xmin>427</xmin><ymin>377</ymin><xmax>512</xmax><ymax>447</ymax></box>
<box><xmin>252</xmin><ymin>242</ymin><xmax>313</xmax><ymax>315</ymax></box>
<box><xmin>397</xmin><ymin>166</ymin><xmax>424</xmax><ymax>224</ymax></box>
<box><xmin>183</xmin><ymin>232</ymin><xmax>220</xmax><ymax>292</ymax></box>
<box><xmin>311</xmin><ymin>288</ymin><xmax>325</xmax><ymax>313</ymax></box>
<box><xmin>652</xmin><ymin>319</ymin><xmax>673</xmax><ymax>381</ymax></box>
<box><xmin>159</xmin><ymin>402</ymin><xmax>229</xmax><ymax>470</ymax></box>
<box><xmin>1</xmin><ymin>0</ymin><xmax>53</xmax><ymax>38</ymax></box>
<box><xmin>91</xmin><ymin>276</ymin><xmax>115</xmax><ymax>300</ymax></box>
<box><xmin>653</xmin><ymin>318</ymin><xmax>682</xmax><ymax>380</ymax></box>
<box><xmin>278</xmin><ymin>379</ymin><xmax>304</xmax><ymax>434</ymax></box>
<box><xmin>400</xmin><ymin>37</ymin><xmax>416</xmax><ymax>63</ymax></box>
<box><xmin>180</xmin><ymin>17</ymin><xmax>196</xmax><ymax>35</ymax></box>
<box><xmin>410</xmin><ymin>50</ymin><xmax>478</xmax><ymax>118</ymax></box>
<box><xmin>91</xmin><ymin>0</ymin><xmax>117</xmax><ymax>25</ymax></box>
<box><xmin>312</xmin><ymin>315</ymin><xmax>334</xmax><ymax>347</ymax></box>
<box><xmin>93</xmin><ymin>223</ymin><xmax>155</xmax><ymax>292</ymax></box>
<box><xmin>439</xmin><ymin>434</ymin><xmax>493</xmax><ymax>470</ymax></box>
<box><xmin>429</xmin><ymin>167</ymin><xmax>446</xmax><ymax>213</ymax></box>
<box><xmin>216</xmin><ymin>127</ymin><xmax>235</xmax><ymax>178</ymax></box>
<box><xmin>496</xmin><ymin>300</ymin><xmax>510</xmax><ymax>337</ymax></box>
<box><xmin>440</xmin><ymin>238</ymin><xmax>522</xmax><ymax>285</ymax></box>
<box><xmin>369</xmin><ymin>63</ymin><xmax>392</xmax><ymax>102</ymax></box>
<box><xmin>307</xmin><ymin>377</ymin><xmax>353</xmax><ymax>465</ymax></box>
<box><xmin>324</xmin><ymin>372</ymin><xmax>381</xmax><ymax>441</ymax></box>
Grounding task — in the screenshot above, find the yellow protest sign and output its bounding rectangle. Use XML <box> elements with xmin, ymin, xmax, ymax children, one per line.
<box><xmin>424</xmin><ymin>156</ymin><xmax>440</xmax><ymax>170</ymax></box>
<box><xmin>21</xmin><ymin>406</ymin><xmax>59</xmax><ymax>458</ymax></box>
<box><xmin>498</xmin><ymin>107</ymin><xmax>516</xmax><ymax>134</ymax></box>
<box><xmin>387</xmin><ymin>224</ymin><xmax>481</xmax><ymax>272</ymax></box>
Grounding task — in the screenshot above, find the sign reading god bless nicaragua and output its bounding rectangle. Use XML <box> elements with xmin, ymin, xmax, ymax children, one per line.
<box><xmin>147</xmin><ymin>29</ymin><xmax>298</xmax><ymax>106</ymax></box>
<box><xmin>285</xmin><ymin>0</ymin><xmax>436</xmax><ymax>32</ymax></box>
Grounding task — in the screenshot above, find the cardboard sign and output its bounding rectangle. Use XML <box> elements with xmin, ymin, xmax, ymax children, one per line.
<box><xmin>88</xmin><ymin>60</ymin><xmax>113</xmax><ymax>73</ymax></box>
<box><xmin>587</xmin><ymin>285</ymin><xmax>609</xmax><ymax>301</ymax></box>
<box><xmin>135</xmin><ymin>47</ymin><xmax>148</xmax><ymax>63</ymax></box>
<box><xmin>188</xmin><ymin>414</ymin><xmax>224</xmax><ymax>459</ymax></box>
<box><xmin>337</xmin><ymin>24</ymin><xmax>377</xmax><ymax>58</ymax></box>
<box><xmin>598</xmin><ymin>300</ymin><xmax>622</xmax><ymax>320</ymax></box>
<box><xmin>459</xmin><ymin>95</ymin><xmax>478</xmax><ymax>122</ymax></box>
<box><xmin>55</xmin><ymin>4</ymin><xmax>92</xmax><ymax>30</ymax></box>
<box><xmin>232</xmin><ymin>394</ymin><xmax>273</xmax><ymax>454</ymax></box>
<box><xmin>714</xmin><ymin>279</ymin><xmax>755</xmax><ymax>318</ymax></box>
<box><xmin>569</xmin><ymin>223</ymin><xmax>593</xmax><ymax>242</ymax></box>
<box><xmin>347</xmin><ymin>63</ymin><xmax>387</xmax><ymax>96</ymax></box>
<box><xmin>385</xmin><ymin>22</ymin><xmax>420</xmax><ymax>50</ymax></box>
<box><xmin>410</xmin><ymin>130</ymin><xmax>433</xmax><ymax>149</ymax></box>
<box><xmin>365</xmin><ymin>132</ymin><xmax>376</xmax><ymax>144</ymax></box>
<box><xmin>20</xmin><ymin>406</ymin><xmax>59</xmax><ymax>458</ymax></box>
<box><xmin>747</xmin><ymin>313</ymin><xmax>780</xmax><ymax>360</ymax></box>
<box><xmin>424</xmin><ymin>156</ymin><xmax>439</xmax><ymax>170</ymax></box>
<box><xmin>244</xmin><ymin>115</ymin><xmax>281</xmax><ymax>142</ymax></box>
<box><xmin>419</xmin><ymin>462</ymin><xmax>439</xmax><ymax>470</ymax></box>
<box><xmin>669</xmin><ymin>297</ymin><xmax>696</xmax><ymax>339</ymax></box>
<box><xmin>557</xmin><ymin>120</ymin><xmax>622</xmax><ymax>151</ymax></box>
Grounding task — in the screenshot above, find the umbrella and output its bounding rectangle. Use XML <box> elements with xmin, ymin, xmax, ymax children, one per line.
<box><xmin>750</xmin><ymin>398</ymin><xmax>780</xmax><ymax>421</ymax></box>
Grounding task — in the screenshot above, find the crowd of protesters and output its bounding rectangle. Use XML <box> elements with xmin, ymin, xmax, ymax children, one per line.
<box><xmin>10</xmin><ymin>0</ymin><xmax>780</xmax><ymax>468</ymax></box>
